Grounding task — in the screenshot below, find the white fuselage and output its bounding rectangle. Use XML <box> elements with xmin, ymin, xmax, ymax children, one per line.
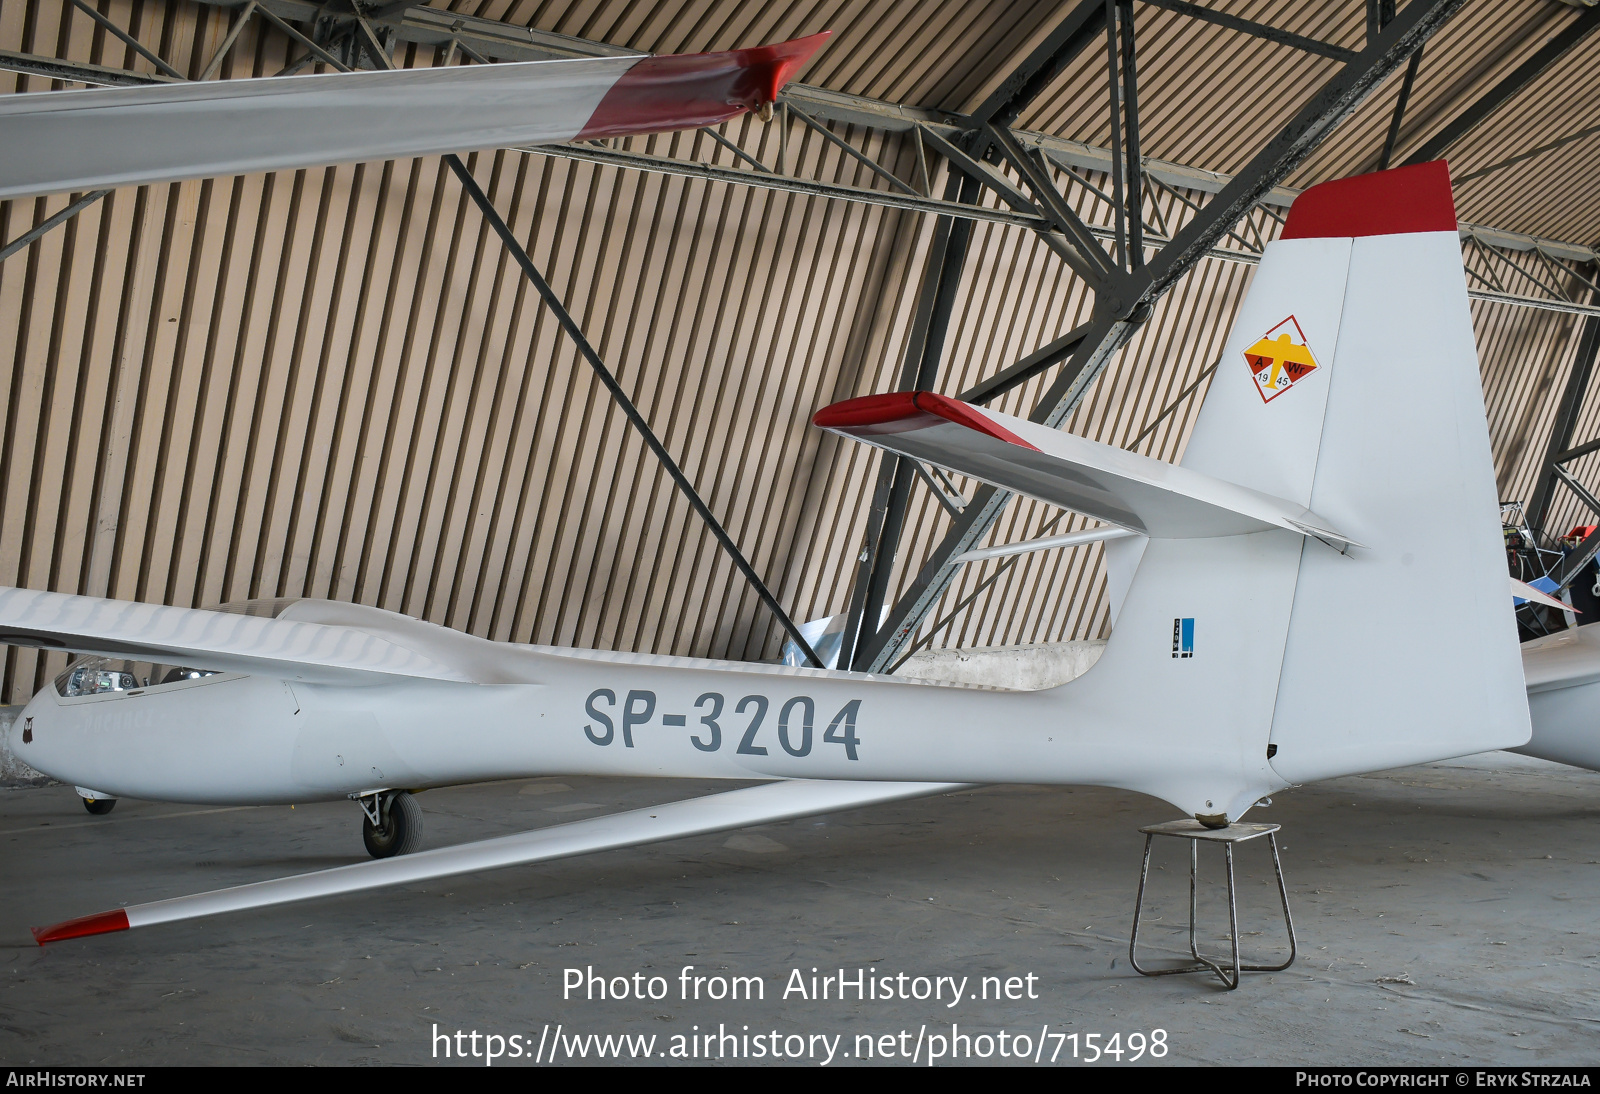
<box><xmin>14</xmin><ymin>627</ymin><xmax>1595</xmax><ymax>817</ymax></box>
<box><xmin>9</xmin><ymin>629</ymin><xmax>1281</xmax><ymax>820</ymax></box>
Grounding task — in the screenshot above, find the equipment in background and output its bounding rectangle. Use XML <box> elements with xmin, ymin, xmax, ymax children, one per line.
<box><xmin>1505</xmin><ymin>505</ymin><xmax>1599</xmax><ymax>640</ymax></box>
<box><xmin>1560</xmin><ymin>526</ymin><xmax>1600</xmax><ymax>620</ymax></box>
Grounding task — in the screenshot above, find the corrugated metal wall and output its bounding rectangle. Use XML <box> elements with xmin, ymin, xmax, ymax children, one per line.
<box><xmin>2</xmin><ymin>0</ymin><xmax>1597</xmax><ymax>702</ymax></box>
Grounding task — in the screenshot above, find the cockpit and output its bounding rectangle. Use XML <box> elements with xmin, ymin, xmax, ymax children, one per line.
<box><xmin>48</xmin><ymin>598</ymin><xmax>308</xmax><ymax>697</ymax></box>
<box><xmin>55</xmin><ymin>657</ymin><xmax>221</xmax><ymax>697</ymax></box>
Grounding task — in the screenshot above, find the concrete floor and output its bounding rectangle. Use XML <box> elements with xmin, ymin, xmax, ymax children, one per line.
<box><xmin>2</xmin><ymin>753</ymin><xmax>1598</xmax><ymax>1066</ymax></box>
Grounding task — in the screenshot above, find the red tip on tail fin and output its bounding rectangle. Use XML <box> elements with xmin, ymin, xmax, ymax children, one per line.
<box><xmin>1280</xmin><ymin>161</ymin><xmax>1456</xmax><ymax>239</ymax></box>
<box><xmin>33</xmin><ymin>909</ymin><xmax>130</xmax><ymax>944</ymax></box>
<box><xmin>577</xmin><ymin>31</ymin><xmax>832</xmax><ymax>139</ymax></box>
<box><xmin>813</xmin><ymin>391</ymin><xmax>1040</xmax><ymax>449</ymax></box>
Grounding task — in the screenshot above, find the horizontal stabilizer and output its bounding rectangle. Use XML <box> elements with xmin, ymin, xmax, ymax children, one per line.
<box><xmin>0</xmin><ymin>586</ymin><xmax>471</xmax><ymax>685</ymax></box>
<box><xmin>814</xmin><ymin>392</ymin><xmax>1359</xmax><ymax>545</ymax></box>
<box><xmin>0</xmin><ymin>33</ymin><xmax>829</xmax><ymax>201</ymax></box>
<box><xmin>33</xmin><ymin>779</ymin><xmax>961</xmax><ymax>942</ymax></box>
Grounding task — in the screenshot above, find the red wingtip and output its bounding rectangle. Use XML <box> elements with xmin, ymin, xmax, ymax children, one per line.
<box><xmin>1280</xmin><ymin>161</ymin><xmax>1456</xmax><ymax>240</ymax></box>
<box><xmin>813</xmin><ymin>391</ymin><xmax>1040</xmax><ymax>450</ymax></box>
<box><xmin>577</xmin><ymin>31</ymin><xmax>833</xmax><ymax>140</ymax></box>
<box><xmin>33</xmin><ymin>909</ymin><xmax>130</xmax><ymax>944</ymax></box>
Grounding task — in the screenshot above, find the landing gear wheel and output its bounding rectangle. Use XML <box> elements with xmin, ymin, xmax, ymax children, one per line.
<box><xmin>82</xmin><ymin>797</ymin><xmax>115</xmax><ymax>815</ymax></box>
<box><xmin>362</xmin><ymin>791</ymin><xmax>422</xmax><ymax>858</ymax></box>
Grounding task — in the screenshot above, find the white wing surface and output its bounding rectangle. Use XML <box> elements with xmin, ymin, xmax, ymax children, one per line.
<box><xmin>33</xmin><ymin>778</ymin><xmax>962</xmax><ymax>942</ymax></box>
<box><xmin>0</xmin><ymin>586</ymin><xmax>471</xmax><ymax>685</ymax></box>
<box><xmin>0</xmin><ymin>33</ymin><xmax>829</xmax><ymax>201</ymax></box>
<box><xmin>812</xmin><ymin>391</ymin><xmax>1358</xmax><ymax>545</ymax></box>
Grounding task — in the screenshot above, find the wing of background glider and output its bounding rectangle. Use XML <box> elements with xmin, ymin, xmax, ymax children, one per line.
<box><xmin>33</xmin><ymin>778</ymin><xmax>964</xmax><ymax>942</ymax></box>
<box><xmin>1521</xmin><ymin>624</ymin><xmax>1600</xmax><ymax>694</ymax></box>
<box><xmin>813</xmin><ymin>391</ymin><xmax>1361</xmax><ymax>546</ymax></box>
<box><xmin>0</xmin><ymin>32</ymin><xmax>829</xmax><ymax>201</ymax></box>
<box><xmin>0</xmin><ymin>586</ymin><xmax>473</xmax><ymax>686</ymax></box>
<box><xmin>1512</xmin><ymin>576</ymin><xmax>1575</xmax><ymax>613</ymax></box>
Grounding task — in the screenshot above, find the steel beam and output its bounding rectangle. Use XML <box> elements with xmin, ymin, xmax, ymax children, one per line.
<box><xmin>328</xmin><ymin>27</ymin><xmax>824</xmax><ymax>665</ymax></box>
<box><xmin>856</xmin><ymin>0</ymin><xmax>1470</xmax><ymax>672</ymax></box>
<box><xmin>0</xmin><ymin>48</ymin><xmax>175</xmax><ymax>85</ymax></box>
<box><xmin>1140</xmin><ymin>0</ymin><xmax>1357</xmax><ymax>62</ymax></box>
<box><xmin>1376</xmin><ymin>45</ymin><xmax>1422</xmax><ymax>170</ymax></box>
<box><xmin>441</xmin><ymin>156</ymin><xmax>824</xmax><ymax>667</ymax></box>
<box><xmin>0</xmin><ymin>190</ymin><xmax>111</xmax><ymax>264</ymax></box>
<box><xmin>847</xmin><ymin>2</ymin><xmax>1111</xmax><ymax>669</ymax></box>
<box><xmin>524</xmin><ymin>141</ymin><xmax>1051</xmax><ymax>232</ymax></box>
<box><xmin>971</xmin><ymin>0</ymin><xmax>1108</xmax><ymax>126</ymax></box>
<box><xmin>1140</xmin><ymin>0</ymin><xmax>1465</xmax><ymax>304</ymax></box>
<box><xmin>1403</xmin><ymin>3</ymin><xmax>1600</xmax><ymax>167</ymax></box>
<box><xmin>1118</xmin><ymin>0</ymin><xmax>1145</xmax><ymax>269</ymax></box>
<box><xmin>849</xmin><ymin>167</ymin><xmax>978</xmax><ymax>671</ymax></box>
<box><xmin>68</xmin><ymin>0</ymin><xmax>184</xmax><ymax>79</ymax></box>
<box><xmin>959</xmin><ymin>322</ymin><xmax>1093</xmax><ymax>405</ymax></box>
<box><xmin>1453</xmin><ymin>121</ymin><xmax>1600</xmax><ymax>187</ymax></box>
<box><xmin>1528</xmin><ymin>285</ymin><xmax>1600</xmax><ymax>536</ymax></box>
<box><xmin>1555</xmin><ymin>436</ymin><xmax>1600</xmax><ymax>467</ymax></box>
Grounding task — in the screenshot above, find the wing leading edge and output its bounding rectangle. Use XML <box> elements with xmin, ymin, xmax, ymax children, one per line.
<box><xmin>0</xmin><ymin>32</ymin><xmax>829</xmax><ymax>201</ymax></box>
<box><xmin>0</xmin><ymin>586</ymin><xmax>472</xmax><ymax>685</ymax></box>
<box><xmin>34</xmin><ymin>778</ymin><xmax>964</xmax><ymax>941</ymax></box>
<box><xmin>813</xmin><ymin>391</ymin><xmax>1360</xmax><ymax>546</ymax></box>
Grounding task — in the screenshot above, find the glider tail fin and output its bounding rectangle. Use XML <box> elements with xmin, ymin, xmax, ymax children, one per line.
<box><xmin>815</xmin><ymin>162</ymin><xmax>1529</xmax><ymax>821</ymax></box>
<box><xmin>1129</xmin><ymin>161</ymin><xmax>1530</xmax><ymax>794</ymax></box>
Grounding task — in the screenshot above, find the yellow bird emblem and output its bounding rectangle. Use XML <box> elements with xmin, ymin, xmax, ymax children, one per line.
<box><xmin>1244</xmin><ymin>317</ymin><xmax>1320</xmax><ymax>402</ymax></box>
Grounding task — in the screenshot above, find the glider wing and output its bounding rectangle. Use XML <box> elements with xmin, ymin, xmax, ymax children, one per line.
<box><xmin>0</xmin><ymin>586</ymin><xmax>472</xmax><ymax>685</ymax></box>
<box><xmin>33</xmin><ymin>777</ymin><xmax>962</xmax><ymax>941</ymax></box>
<box><xmin>0</xmin><ymin>33</ymin><xmax>829</xmax><ymax>200</ymax></box>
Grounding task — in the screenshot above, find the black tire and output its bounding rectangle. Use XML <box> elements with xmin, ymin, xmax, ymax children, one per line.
<box><xmin>82</xmin><ymin>797</ymin><xmax>115</xmax><ymax>815</ymax></box>
<box><xmin>362</xmin><ymin>791</ymin><xmax>422</xmax><ymax>858</ymax></box>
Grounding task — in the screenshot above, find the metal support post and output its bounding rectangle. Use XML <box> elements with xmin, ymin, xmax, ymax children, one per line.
<box><xmin>843</xmin><ymin>4</ymin><xmax>1113</xmax><ymax>668</ymax></box>
<box><xmin>1528</xmin><ymin>287</ymin><xmax>1600</xmax><ymax>536</ymax></box>
<box><xmin>1129</xmin><ymin>819</ymin><xmax>1297</xmax><ymax>991</ymax></box>
<box><xmin>1404</xmin><ymin>4</ymin><xmax>1600</xmax><ymax>167</ymax></box>
<box><xmin>442</xmin><ymin>154</ymin><xmax>823</xmax><ymax>667</ymax></box>
<box><xmin>859</xmin><ymin>0</ymin><xmax>1468</xmax><ymax>672</ymax></box>
<box><xmin>1376</xmin><ymin>45</ymin><xmax>1421</xmax><ymax>170</ymax></box>
<box><xmin>0</xmin><ymin>191</ymin><xmax>111</xmax><ymax>264</ymax></box>
<box><xmin>1366</xmin><ymin>0</ymin><xmax>1396</xmax><ymax>47</ymax></box>
<box><xmin>350</xmin><ymin>4</ymin><xmax>820</xmax><ymax>665</ymax></box>
<box><xmin>845</xmin><ymin>161</ymin><xmax>981</xmax><ymax>670</ymax></box>
<box><xmin>1118</xmin><ymin>0</ymin><xmax>1144</xmax><ymax>269</ymax></box>
<box><xmin>1103</xmin><ymin>0</ymin><xmax>1127</xmax><ymax>271</ymax></box>
<box><xmin>1140</xmin><ymin>0</ymin><xmax>1356</xmax><ymax>61</ymax></box>
<box><xmin>68</xmin><ymin>0</ymin><xmax>184</xmax><ymax>79</ymax></box>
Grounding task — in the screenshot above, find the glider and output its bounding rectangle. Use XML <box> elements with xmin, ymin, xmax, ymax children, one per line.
<box><xmin>4</xmin><ymin>141</ymin><xmax>1584</xmax><ymax>945</ymax></box>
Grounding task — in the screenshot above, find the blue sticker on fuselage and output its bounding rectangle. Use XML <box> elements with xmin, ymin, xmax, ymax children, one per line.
<box><xmin>1171</xmin><ymin>617</ymin><xmax>1194</xmax><ymax>659</ymax></box>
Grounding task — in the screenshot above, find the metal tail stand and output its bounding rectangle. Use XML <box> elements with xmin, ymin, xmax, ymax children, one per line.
<box><xmin>1128</xmin><ymin>819</ymin><xmax>1297</xmax><ymax>991</ymax></box>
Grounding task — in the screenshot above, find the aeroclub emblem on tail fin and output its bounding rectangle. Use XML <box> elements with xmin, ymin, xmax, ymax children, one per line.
<box><xmin>1244</xmin><ymin>316</ymin><xmax>1320</xmax><ymax>403</ymax></box>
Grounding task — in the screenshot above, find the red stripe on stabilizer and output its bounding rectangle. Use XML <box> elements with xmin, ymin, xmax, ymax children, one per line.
<box><xmin>32</xmin><ymin>909</ymin><xmax>130</xmax><ymax>944</ymax></box>
<box><xmin>1280</xmin><ymin>161</ymin><xmax>1456</xmax><ymax>240</ymax></box>
<box><xmin>813</xmin><ymin>391</ymin><xmax>1040</xmax><ymax>451</ymax></box>
<box><xmin>576</xmin><ymin>31</ymin><xmax>831</xmax><ymax>140</ymax></box>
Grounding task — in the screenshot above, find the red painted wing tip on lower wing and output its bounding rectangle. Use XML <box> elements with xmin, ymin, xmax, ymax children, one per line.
<box><xmin>576</xmin><ymin>31</ymin><xmax>833</xmax><ymax>140</ymax></box>
<box><xmin>33</xmin><ymin>909</ymin><xmax>130</xmax><ymax>944</ymax></box>
<box><xmin>813</xmin><ymin>391</ymin><xmax>1040</xmax><ymax>450</ymax></box>
<box><xmin>1281</xmin><ymin>160</ymin><xmax>1456</xmax><ymax>240</ymax></box>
